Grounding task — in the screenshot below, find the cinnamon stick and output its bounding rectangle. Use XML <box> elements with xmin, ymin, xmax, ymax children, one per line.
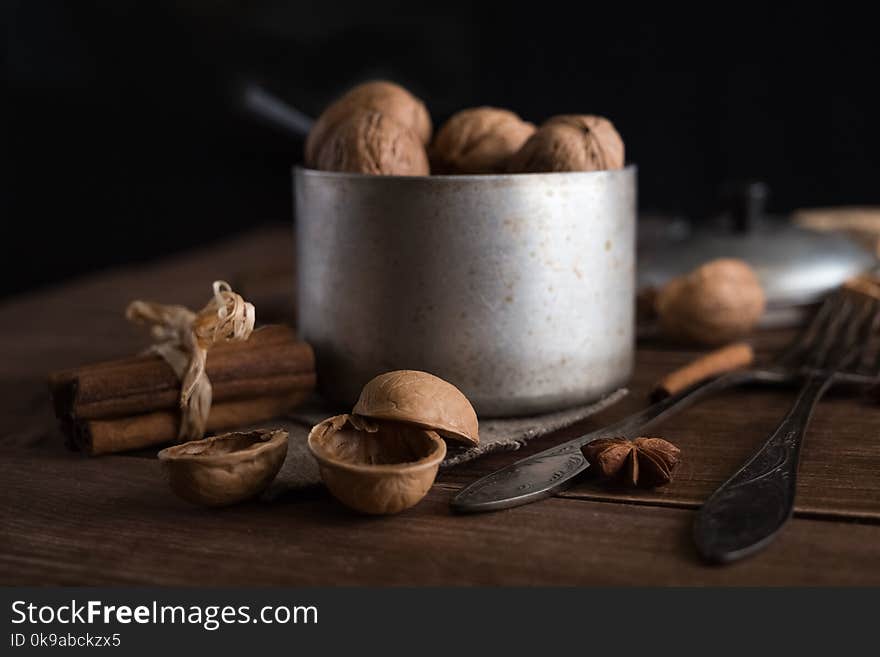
<box><xmin>844</xmin><ymin>274</ymin><xmax>880</xmax><ymax>300</ymax></box>
<box><xmin>653</xmin><ymin>342</ymin><xmax>754</xmax><ymax>400</ymax></box>
<box><xmin>49</xmin><ymin>325</ymin><xmax>314</xmax><ymax>421</ymax></box>
<box><xmin>50</xmin><ymin>324</ymin><xmax>295</xmax><ymax>386</ymax></box>
<box><xmin>50</xmin><ymin>323</ymin><xmax>315</xmax><ymax>455</ymax></box>
<box><xmin>78</xmin><ymin>392</ymin><xmax>309</xmax><ymax>456</ymax></box>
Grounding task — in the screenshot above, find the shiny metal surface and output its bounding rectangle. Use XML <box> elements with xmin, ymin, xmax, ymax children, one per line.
<box><xmin>638</xmin><ymin>221</ymin><xmax>876</xmax><ymax>323</ymax></box>
<box><xmin>295</xmin><ymin>166</ymin><xmax>637</xmax><ymax>416</ymax></box>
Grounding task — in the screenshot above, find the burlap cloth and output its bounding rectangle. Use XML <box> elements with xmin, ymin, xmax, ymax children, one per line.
<box><xmin>262</xmin><ymin>388</ymin><xmax>627</xmax><ymax>500</ymax></box>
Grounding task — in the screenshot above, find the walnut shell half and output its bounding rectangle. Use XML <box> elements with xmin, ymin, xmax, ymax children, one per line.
<box><xmin>305</xmin><ymin>80</ymin><xmax>432</xmax><ymax>168</ymax></box>
<box><xmin>430</xmin><ymin>106</ymin><xmax>535</xmax><ymax>174</ymax></box>
<box><xmin>314</xmin><ymin>110</ymin><xmax>430</xmax><ymax>176</ymax></box>
<box><xmin>352</xmin><ymin>370</ymin><xmax>479</xmax><ymax>445</ymax></box>
<box><xmin>508</xmin><ymin>114</ymin><xmax>624</xmax><ymax>173</ymax></box>
<box><xmin>158</xmin><ymin>429</ymin><xmax>288</xmax><ymax>507</ymax></box>
<box><xmin>308</xmin><ymin>414</ymin><xmax>445</xmax><ymax>514</ymax></box>
<box><xmin>656</xmin><ymin>258</ymin><xmax>766</xmax><ymax>345</ymax></box>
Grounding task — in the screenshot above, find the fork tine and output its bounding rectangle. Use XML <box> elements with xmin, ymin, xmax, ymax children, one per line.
<box><xmin>840</xmin><ymin>276</ymin><xmax>880</xmax><ymax>376</ymax></box>
<box><xmin>852</xmin><ymin>298</ymin><xmax>880</xmax><ymax>371</ymax></box>
<box><xmin>794</xmin><ymin>291</ymin><xmax>856</xmax><ymax>370</ymax></box>
<box><xmin>769</xmin><ymin>287</ymin><xmax>880</xmax><ymax>376</ymax></box>
<box><xmin>873</xmin><ymin>335</ymin><xmax>880</xmax><ymax>378</ymax></box>
<box><xmin>804</xmin><ymin>293</ymin><xmax>853</xmax><ymax>370</ymax></box>
<box><xmin>819</xmin><ymin>294</ymin><xmax>879</xmax><ymax>374</ymax></box>
<box><xmin>838</xmin><ymin>296</ymin><xmax>879</xmax><ymax>370</ymax></box>
<box><xmin>775</xmin><ymin>294</ymin><xmax>839</xmax><ymax>367</ymax></box>
<box><xmin>865</xmin><ymin>301</ymin><xmax>880</xmax><ymax>376</ymax></box>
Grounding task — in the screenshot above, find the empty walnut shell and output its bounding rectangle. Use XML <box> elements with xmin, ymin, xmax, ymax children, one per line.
<box><xmin>352</xmin><ymin>370</ymin><xmax>479</xmax><ymax>446</ymax></box>
<box><xmin>305</xmin><ymin>80</ymin><xmax>432</xmax><ymax>168</ymax></box>
<box><xmin>655</xmin><ymin>258</ymin><xmax>766</xmax><ymax>345</ymax></box>
<box><xmin>308</xmin><ymin>414</ymin><xmax>446</xmax><ymax>514</ymax></box>
<box><xmin>315</xmin><ymin>110</ymin><xmax>430</xmax><ymax>176</ymax></box>
<box><xmin>158</xmin><ymin>429</ymin><xmax>288</xmax><ymax>507</ymax></box>
<box><xmin>508</xmin><ymin>114</ymin><xmax>624</xmax><ymax>173</ymax></box>
<box><xmin>430</xmin><ymin>106</ymin><xmax>535</xmax><ymax>174</ymax></box>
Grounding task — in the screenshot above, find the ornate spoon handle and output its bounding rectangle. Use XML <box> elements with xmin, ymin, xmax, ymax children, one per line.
<box><xmin>693</xmin><ymin>373</ymin><xmax>833</xmax><ymax>564</ymax></box>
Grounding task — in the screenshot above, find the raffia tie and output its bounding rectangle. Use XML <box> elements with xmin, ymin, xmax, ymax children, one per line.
<box><xmin>125</xmin><ymin>281</ymin><xmax>256</xmax><ymax>441</ymax></box>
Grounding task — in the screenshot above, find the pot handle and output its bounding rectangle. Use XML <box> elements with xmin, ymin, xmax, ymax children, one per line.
<box><xmin>241</xmin><ymin>82</ymin><xmax>314</xmax><ymax>139</ymax></box>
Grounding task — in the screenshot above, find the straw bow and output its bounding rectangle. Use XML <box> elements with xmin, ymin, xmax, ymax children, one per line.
<box><xmin>125</xmin><ymin>281</ymin><xmax>256</xmax><ymax>441</ymax></box>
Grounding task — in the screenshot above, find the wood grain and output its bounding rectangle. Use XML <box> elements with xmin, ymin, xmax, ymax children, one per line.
<box><xmin>439</xmin><ymin>347</ymin><xmax>880</xmax><ymax>520</ymax></box>
<box><xmin>1</xmin><ymin>225</ymin><xmax>879</xmax><ymax>585</ymax></box>
<box><xmin>1</xmin><ymin>446</ymin><xmax>878</xmax><ymax>586</ymax></box>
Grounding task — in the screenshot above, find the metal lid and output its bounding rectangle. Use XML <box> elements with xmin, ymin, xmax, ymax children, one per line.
<box><xmin>638</xmin><ymin>183</ymin><xmax>877</xmax><ymax>325</ymax></box>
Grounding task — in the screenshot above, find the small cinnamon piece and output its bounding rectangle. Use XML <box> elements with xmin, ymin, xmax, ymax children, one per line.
<box><xmin>78</xmin><ymin>392</ymin><xmax>308</xmax><ymax>456</ymax></box>
<box><xmin>844</xmin><ymin>274</ymin><xmax>880</xmax><ymax>300</ymax></box>
<box><xmin>653</xmin><ymin>342</ymin><xmax>754</xmax><ymax>400</ymax></box>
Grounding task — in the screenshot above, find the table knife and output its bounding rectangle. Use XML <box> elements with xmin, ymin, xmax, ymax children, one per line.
<box><xmin>451</xmin><ymin>371</ymin><xmax>759</xmax><ymax>512</ymax></box>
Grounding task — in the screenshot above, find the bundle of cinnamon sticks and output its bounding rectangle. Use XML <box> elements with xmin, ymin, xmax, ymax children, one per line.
<box><xmin>49</xmin><ymin>325</ymin><xmax>315</xmax><ymax>455</ymax></box>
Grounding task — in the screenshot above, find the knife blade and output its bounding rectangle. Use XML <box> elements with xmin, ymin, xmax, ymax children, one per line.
<box><xmin>451</xmin><ymin>364</ymin><xmax>877</xmax><ymax>513</ymax></box>
<box><xmin>450</xmin><ymin>369</ymin><xmax>760</xmax><ymax>513</ymax></box>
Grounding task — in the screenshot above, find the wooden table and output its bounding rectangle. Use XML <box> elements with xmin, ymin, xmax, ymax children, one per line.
<box><xmin>2</xmin><ymin>226</ymin><xmax>878</xmax><ymax>585</ymax></box>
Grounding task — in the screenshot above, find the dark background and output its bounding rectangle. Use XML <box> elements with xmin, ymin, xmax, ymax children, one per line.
<box><xmin>4</xmin><ymin>1</ymin><xmax>878</xmax><ymax>298</ymax></box>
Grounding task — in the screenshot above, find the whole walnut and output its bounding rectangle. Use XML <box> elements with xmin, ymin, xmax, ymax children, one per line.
<box><xmin>656</xmin><ymin>258</ymin><xmax>766</xmax><ymax>345</ymax></box>
<box><xmin>430</xmin><ymin>107</ymin><xmax>535</xmax><ymax>174</ymax></box>
<box><xmin>508</xmin><ymin>114</ymin><xmax>624</xmax><ymax>173</ymax></box>
<box><xmin>305</xmin><ymin>80</ymin><xmax>432</xmax><ymax>168</ymax></box>
<box><xmin>315</xmin><ymin>110</ymin><xmax>430</xmax><ymax>176</ymax></box>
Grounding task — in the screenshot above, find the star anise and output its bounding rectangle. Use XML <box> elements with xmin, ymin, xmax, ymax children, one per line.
<box><xmin>582</xmin><ymin>437</ymin><xmax>681</xmax><ymax>488</ymax></box>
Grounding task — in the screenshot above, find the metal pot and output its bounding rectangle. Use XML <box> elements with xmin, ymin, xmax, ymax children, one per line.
<box><xmin>294</xmin><ymin>166</ymin><xmax>637</xmax><ymax>416</ymax></box>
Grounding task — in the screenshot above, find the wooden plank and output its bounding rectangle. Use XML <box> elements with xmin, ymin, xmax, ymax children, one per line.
<box><xmin>2</xmin><ymin>225</ymin><xmax>879</xmax><ymax>585</ymax></box>
<box><xmin>438</xmin><ymin>347</ymin><xmax>880</xmax><ymax>521</ymax></box>
<box><xmin>1</xmin><ymin>446</ymin><xmax>878</xmax><ymax>586</ymax></box>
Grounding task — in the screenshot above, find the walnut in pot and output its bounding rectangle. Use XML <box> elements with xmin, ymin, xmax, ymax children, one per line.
<box><xmin>305</xmin><ymin>80</ymin><xmax>432</xmax><ymax>168</ymax></box>
<box><xmin>508</xmin><ymin>114</ymin><xmax>624</xmax><ymax>173</ymax></box>
<box><xmin>315</xmin><ymin>110</ymin><xmax>430</xmax><ymax>176</ymax></box>
<box><xmin>656</xmin><ymin>258</ymin><xmax>766</xmax><ymax>345</ymax></box>
<box><xmin>430</xmin><ymin>107</ymin><xmax>535</xmax><ymax>174</ymax></box>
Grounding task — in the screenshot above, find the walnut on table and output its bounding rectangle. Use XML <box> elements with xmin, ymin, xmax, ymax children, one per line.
<box><xmin>655</xmin><ymin>258</ymin><xmax>766</xmax><ymax>346</ymax></box>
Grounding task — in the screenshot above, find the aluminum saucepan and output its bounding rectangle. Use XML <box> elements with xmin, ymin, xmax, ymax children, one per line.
<box><xmin>294</xmin><ymin>165</ymin><xmax>636</xmax><ymax>417</ymax></box>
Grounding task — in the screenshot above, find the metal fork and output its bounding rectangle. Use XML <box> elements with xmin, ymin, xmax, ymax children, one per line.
<box><xmin>693</xmin><ymin>291</ymin><xmax>880</xmax><ymax>563</ymax></box>
<box><xmin>451</xmin><ymin>291</ymin><xmax>879</xmax><ymax>514</ymax></box>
